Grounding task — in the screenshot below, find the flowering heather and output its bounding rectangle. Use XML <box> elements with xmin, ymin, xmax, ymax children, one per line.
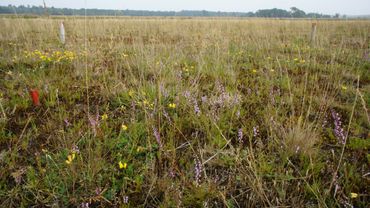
<box><xmin>238</xmin><ymin>128</ymin><xmax>243</xmax><ymax>144</ymax></box>
<box><xmin>160</xmin><ymin>84</ymin><xmax>169</xmax><ymax>98</ymax></box>
<box><xmin>253</xmin><ymin>126</ymin><xmax>259</xmax><ymax>138</ymax></box>
<box><xmin>183</xmin><ymin>90</ymin><xmax>191</xmax><ymax>100</ymax></box>
<box><xmin>322</xmin><ymin>112</ymin><xmax>328</xmax><ymax>128</ymax></box>
<box><xmin>194</xmin><ymin>157</ymin><xmax>202</xmax><ymax>186</ymax></box>
<box><xmin>64</xmin><ymin>119</ymin><xmax>71</xmax><ymax>127</ymax></box>
<box><xmin>72</xmin><ymin>144</ymin><xmax>80</xmax><ymax>154</ymax></box>
<box><xmin>123</xmin><ymin>196</ymin><xmax>129</xmax><ymax>204</ymax></box>
<box><xmin>153</xmin><ymin>126</ymin><xmax>162</xmax><ymax>148</ymax></box>
<box><xmin>201</xmin><ymin>96</ymin><xmax>208</xmax><ymax>104</ymax></box>
<box><xmin>80</xmin><ymin>202</ymin><xmax>89</xmax><ymax>208</ymax></box>
<box><xmin>331</xmin><ymin>110</ymin><xmax>345</xmax><ymax>144</ymax></box>
<box><xmin>162</xmin><ymin>109</ymin><xmax>171</xmax><ymax>122</ymax></box>
<box><xmin>88</xmin><ymin>113</ymin><xmax>100</xmax><ymax>136</ymax></box>
<box><xmin>193</xmin><ymin>100</ymin><xmax>201</xmax><ymax>116</ymax></box>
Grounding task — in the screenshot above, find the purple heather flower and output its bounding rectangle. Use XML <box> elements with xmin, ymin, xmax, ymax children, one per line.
<box><xmin>169</xmin><ymin>169</ymin><xmax>176</xmax><ymax>178</ymax></box>
<box><xmin>236</xmin><ymin>110</ymin><xmax>241</xmax><ymax>118</ymax></box>
<box><xmin>238</xmin><ymin>128</ymin><xmax>243</xmax><ymax>144</ymax></box>
<box><xmin>64</xmin><ymin>119</ymin><xmax>71</xmax><ymax>127</ymax></box>
<box><xmin>123</xmin><ymin>196</ymin><xmax>129</xmax><ymax>204</ymax></box>
<box><xmin>88</xmin><ymin>113</ymin><xmax>100</xmax><ymax>136</ymax></box>
<box><xmin>331</xmin><ymin>110</ymin><xmax>345</xmax><ymax>144</ymax></box>
<box><xmin>80</xmin><ymin>202</ymin><xmax>89</xmax><ymax>208</ymax></box>
<box><xmin>162</xmin><ymin>110</ymin><xmax>171</xmax><ymax>122</ymax></box>
<box><xmin>322</xmin><ymin>113</ymin><xmax>328</xmax><ymax>128</ymax></box>
<box><xmin>72</xmin><ymin>144</ymin><xmax>80</xmax><ymax>154</ymax></box>
<box><xmin>253</xmin><ymin>126</ymin><xmax>259</xmax><ymax>138</ymax></box>
<box><xmin>194</xmin><ymin>157</ymin><xmax>202</xmax><ymax>186</ymax></box>
<box><xmin>95</xmin><ymin>187</ymin><xmax>102</xmax><ymax>195</ymax></box>
<box><xmin>201</xmin><ymin>96</ymin><xmax>208</xmax><ymax>103</ymax></box>
<box><xmin>193</xmin><ymin>100</ymin><xmax>201</xmax><ymax>116</ymax></box>
<box><xmin>183</xmin><ymin>91</ymin><xmax>191</xmax><ymax>99</ymax></box>
<box><xmin>153</xmin><ymin>127</ymin><xmax>162</xmax><ymax>148</ymax></box>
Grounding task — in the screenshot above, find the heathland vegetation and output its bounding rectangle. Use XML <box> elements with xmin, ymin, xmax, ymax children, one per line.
<box><xmin>0</xmin><ymin>15</ymin><xmax>369</xmax><ymax>207</ymax></box>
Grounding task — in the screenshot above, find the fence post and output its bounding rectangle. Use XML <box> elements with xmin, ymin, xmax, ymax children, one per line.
<box><xmin>310</xmin><ymin>22</ymin><xmax>317</xmax><ymax>46</ymax></box>
<box><xmin>60</xmin><ymin>21</ymin><xmax>65</xmax><ymax>45</ymax></box>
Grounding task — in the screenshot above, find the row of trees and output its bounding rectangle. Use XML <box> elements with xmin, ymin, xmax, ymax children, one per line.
<box><xmin>0</xmin><ymin>5</ymin><xmax>337</xmax><ymax>18</ymax></box>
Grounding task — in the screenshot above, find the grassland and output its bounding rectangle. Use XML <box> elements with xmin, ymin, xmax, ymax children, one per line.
<box><xmin>0</xmin><ymin>17</ymin><xmax>369</xmax><ymax>207</ymax></box>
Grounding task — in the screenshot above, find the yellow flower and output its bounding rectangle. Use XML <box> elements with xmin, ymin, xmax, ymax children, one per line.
<box><xmin>270</xmin><ymin>69</ymin><xmax>275</xmax><ymax>72</ymax></box>
<box><xmin>168</xmin><ymin>103</ymin><xmax>176</xmax><ymax>109</ymax></box>
<box><xmin>136</xmin><ymin>146</ymin><xmax>143</xmax><ymax>152</ymax></box>
<box><xmin>341</xmin><ymin>85</ymin><xmax>347</xmax><ymax>90</ymax></box>
<box><xmin>121</xmin><ymin>124</ymin><xmax>128</xmax><ymax>131</ymax></box>
<box><xmin>251</xmin><ymin>69</ymin><xmax>257</xmax><ymax>73</ymax></box>
<box><xmin>65</xmin><ymin>153</ymin><xmax>75</xmax><ymax>165</ymax></box>
<box><xmin>119</xmin><ymin>161</ymin><xmax>127</xmax><ymax>169</ymax></box>
<box><xmin>293</xmin><ymin>58</ymin><xmax>299</xmax><ymax>62</ymax></box>
<box><xmin>128</xmin><ymin>90</ymin><xmax>134</xmax><ymax>97</ymax></box>
<box><xmin>300</xmin><ymin>60</ymin><xmax>306</xmax><ymax>64</ymax></box>
<box><xmin>350</xmin><ymin>192</ymin><xmax>358</xmax><ymax>198</ymax></box>
<box><xmin>101</xmin><ymin>113</ymin><xmax>108</xmax><ymax>120</ymax></box>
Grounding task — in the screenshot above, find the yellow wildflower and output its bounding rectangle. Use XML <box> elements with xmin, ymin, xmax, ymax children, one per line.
<box><xmin>128</xmin><ymin>90</ymin><xmax>134</xmax><ymax>97</ymax></box>
<box><xmin>101</xmin><ymin>113</ymin><xmax>108</xmax><ymax>120</ymax></box>
<box><xmin>119</xmin><ymin>161</ymin><xmax>127</xmax><ymax>169</ymax></box>
<box><xmin>65</xmin><ymin>153</ymin><xmax>75</xmax><ymax>165</ymax></box>
<box><xmin>251</xmin><ymin>69</ymin><xmax>257</xmax><ymax>73</ymax></box>
<box><xmin>350</xmin><ymin>193</ymin><xmax>358</xmax><ymax>198</ymax></box>
<box><xmin>341</xmin><ymin>85</ymin><xmax>347</xmax><ymax>90</ymax></box>
<box><xmin>168</xmin><ymin>103</ymin><xmax>176</xmax><ymax>109</ymax></box>
<box><xmin>136</xmin><ymin>146</ymin><xmax>143</xmax><ymax>152</ymax></box>
<box><xmin>121</xmin><ymin>124</ymin><xmax>128</xmax><ymax>131</ymax></box>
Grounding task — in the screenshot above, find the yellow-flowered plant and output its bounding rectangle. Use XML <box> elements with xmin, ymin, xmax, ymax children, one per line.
<box><xmin>24</xmin><ymin>49</ymin><xmax>76</xmax><ymax>64</ymax></box>
<box><xmin>65</xmin><ymin>153</ymin><xmax>76</xmax><ymax>165</ymax></box>
<box><xmin>168</xmin><ymin>103</ymin><xmax>176</xmax><ymax>109</ymax></box>
<box><xmin>101</xmin><ymin>113</ymin><xmax>108</xmax><ymax>120</ymax></box>
<box><xmin>350</xmin><ymin>192</ymin><xmax>358</xmax><ymax>198</ymax></box>
<box><xmin>121</xmin><ymin>124</ymin><xmax>128</xmax><ymax>131</ymax></box>
<box><xmin>119</xmin><ymin>161</ymin><xmax>127</xmax><ymax>169</ymax></box>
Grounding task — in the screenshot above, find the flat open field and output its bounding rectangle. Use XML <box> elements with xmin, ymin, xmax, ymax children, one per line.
<box><xmin>0</xmin><ymin>17</ymin><xmax>369</xmax><ymax>207</ymax></box>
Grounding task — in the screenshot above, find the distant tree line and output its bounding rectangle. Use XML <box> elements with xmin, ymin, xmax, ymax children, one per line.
<box><xmin>0</xmin><ymin>5</ymin><xmax>338</xmax><ymax>18</ymax></box>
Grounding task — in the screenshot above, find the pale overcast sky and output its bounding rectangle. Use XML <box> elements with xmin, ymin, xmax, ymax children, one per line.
<box><xmin>1</xmin><ymin>0</ymin><xmax>369</xmax><ymax>15</ymax></box>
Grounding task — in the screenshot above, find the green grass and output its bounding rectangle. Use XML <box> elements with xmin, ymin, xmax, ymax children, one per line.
<box><xmin>0</xmin><ymin>17</ymin><xmax>369</xmax><ymax>207</ymax></box>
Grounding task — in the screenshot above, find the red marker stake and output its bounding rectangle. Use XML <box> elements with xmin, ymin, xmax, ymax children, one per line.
<box><xmin>29</xmin><ymin>89</ymin><xmax>40</xmax><ymax>106</ymax></box>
